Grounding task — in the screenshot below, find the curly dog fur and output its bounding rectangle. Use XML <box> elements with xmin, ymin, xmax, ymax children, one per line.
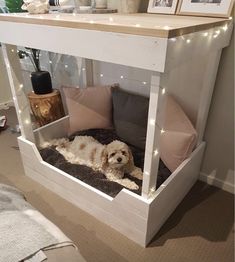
<box><xmin>43</xmin><ymin>136</ymin><xmax>143</xmax><ymax>190</ymax></box>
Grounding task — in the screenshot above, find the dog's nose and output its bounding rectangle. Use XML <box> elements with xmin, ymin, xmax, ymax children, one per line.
<box><xmin>117</xmin><ymin>157</ymin><xmax>122</xmax><ymax>163</ymax></box>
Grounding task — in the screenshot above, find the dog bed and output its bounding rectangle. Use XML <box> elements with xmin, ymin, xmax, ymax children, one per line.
<box><xmin>40</xmin><ymin>129</ymin><xmax>171</xmax><ymax>198</ymax></box>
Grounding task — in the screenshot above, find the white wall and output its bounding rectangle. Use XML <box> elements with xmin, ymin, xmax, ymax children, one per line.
<box><xmin>200</xmin><ymin>27</ymin><xmax>234</xmax><ymax>193</ymax></box>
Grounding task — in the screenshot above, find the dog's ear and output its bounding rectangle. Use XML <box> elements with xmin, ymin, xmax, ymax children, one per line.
<box><xmin>126</xmin><ymin>147</ymin><xmax>135</xmax><ymax>171</ymax></box>
<box><xmin>101</xmin><ymin>147</ymin><xmax>108</xmax><ymax>168</ymax></box>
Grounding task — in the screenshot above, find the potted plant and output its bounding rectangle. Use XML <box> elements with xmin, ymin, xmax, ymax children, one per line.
<box><xmin>19</xmin><ymin>48</ymin><xmax>53</xmax><ymax>95</ymax></box>
<box><xmin>3</xmin><ymin>0</ymin><xmax>52</xmax><ymax>94</ymax></box>
<box><xmin>5</xmin><ymin>0</ymin><xmax>25</xmax><ymax>13</ymax></box>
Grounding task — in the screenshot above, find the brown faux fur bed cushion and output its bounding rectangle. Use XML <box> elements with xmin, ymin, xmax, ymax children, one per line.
<box><xmin>40</xmin><ymin>129</ymin><xmax>171</xmax><ymax>198</ymax></box>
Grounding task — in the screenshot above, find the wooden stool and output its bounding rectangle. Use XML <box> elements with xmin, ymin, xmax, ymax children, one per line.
<box><xmin>28</xmin><ymin>89</ymin><xmax>65</xmax><ymax>127</ymax></box>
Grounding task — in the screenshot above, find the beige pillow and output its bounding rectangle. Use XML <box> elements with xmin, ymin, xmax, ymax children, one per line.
<box><xmin>63</xmin><ymin>86</ymin><xmax>113</xmax><ymax>135</ymax></box>
<box><xmin>160</xmin><ymin>96</ymin><xmax>197</xmax><ymax>172</ymax></box>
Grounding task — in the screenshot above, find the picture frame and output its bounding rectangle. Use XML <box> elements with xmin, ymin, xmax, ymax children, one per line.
<box><xmin>147</xmin><ymin>0</ymin><xmax>179</xmax><ymax>14</ymax></box>
<box><xmin>177</xmin><ymin>0</ymin><xmax>234</xmax><ymax>17</ymax></box>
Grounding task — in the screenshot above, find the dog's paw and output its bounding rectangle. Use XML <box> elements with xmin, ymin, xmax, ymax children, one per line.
<box><xmin>40</xmin><ymin>141</ymin><xmax>51</xmax><ymax>149</ymax></box>
<box><xmin>128</xmin><ymin>181</ymin><xmax>139</xmax><ymax>190</ymax></box>
<box><xmin>121</xmin><ymin>179</ymin><xmax>139</xmax><ymax>190</ymax></box>
<box><xmin>130</xmin><ymin>168</ymin><xmax>143</xmax><ymax>180</ymax></box>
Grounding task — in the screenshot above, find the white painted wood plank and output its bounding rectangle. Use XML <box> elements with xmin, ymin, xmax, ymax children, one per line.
<box><xmin>2</xmin><ymin>44</ymin><xmax>34</xmax><ymax>142</ymax></box>
<box><xmin>142</xmin><ymin>74</ymin><xmax>167</xmax><ymax>198</ymax></box>
<box><xmin>114</xmin><ymin>190</ymin><xmax>149</xmax><ymax>218</ymax></box>
<box><xmin>33</xmin><ymin>116</ymin><xmax>70</xmax><ymax>146</ymax></box>
<box><xmin>23</xmin><ymin>166</ymin><xmax>147</xmax><ymax>246</ymax></box>
<box><xmin>145</xmin><ymin>143</ymin><xmax>206</xmax><ymax>245</ymax></box>
<box><xmin>165</xmin><ymin>25</ymin><xmax>233</xmax><ymax>72</ymax></box>
<box><xmin>0</xmin><ymin>21</ymin><xmax>168</xmax><ymax>72</ymax></box>
<box><xmin>196</xmin><ymin>50</ymin><xmax>222</xmax><ymax>145</ymax></box>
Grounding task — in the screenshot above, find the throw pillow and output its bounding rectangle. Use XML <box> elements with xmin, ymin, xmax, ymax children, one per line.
<box><xmin>112</xmin><ymin>87</ymin><xmax>149</xmax><ymax>150</ymax></box>
<box><xmin>63</xmin><ymin>86</ymin><xmax>113</xmax><ymax>135</ymax></box>
<box><xmin>112</xmin><ymin>88</ymin><xmax>197</xmax><ymax>172</ymax></box>
<box><xmin>160</xmin><ymin>95</ymin><xmax>197</xmax><ymax>172</ymax></box>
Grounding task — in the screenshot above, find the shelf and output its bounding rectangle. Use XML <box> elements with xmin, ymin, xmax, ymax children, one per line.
<box><xmin>0</xmin><ymin>13</ymin><xmax>229</xmax><ymax>38</ymax></box>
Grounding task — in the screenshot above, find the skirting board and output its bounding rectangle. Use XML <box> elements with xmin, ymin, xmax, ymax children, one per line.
<box><xmin>199</xmin><ymin>172</ymin><xmax>234</xmax><ymax>194</ymax></box>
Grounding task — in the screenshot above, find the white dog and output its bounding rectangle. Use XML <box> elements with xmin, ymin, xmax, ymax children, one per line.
<box><xmin>43</xmin><ymin>136</ymin><xmax>143</xmax><ymax>190</ymax></box>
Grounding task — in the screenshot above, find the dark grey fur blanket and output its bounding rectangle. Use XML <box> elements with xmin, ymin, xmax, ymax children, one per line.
<box><xmin>40</xmin><ymin>129</ymin><xmax>171</xmax><ymax>198</ymax></box>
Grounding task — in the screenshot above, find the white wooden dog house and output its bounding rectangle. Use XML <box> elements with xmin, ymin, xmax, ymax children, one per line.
<box><xmin>0</xmin><ymin>13</ymin><xmax>232</xmax><ymax>247</ymax></box>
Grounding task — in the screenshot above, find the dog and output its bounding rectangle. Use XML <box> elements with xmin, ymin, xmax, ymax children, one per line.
<box><xmin>43</xmin><ymin>136</ymin><xmax>143</xmax><ymax>190</ymax></box>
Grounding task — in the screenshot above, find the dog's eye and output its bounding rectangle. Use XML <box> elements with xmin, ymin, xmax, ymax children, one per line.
<box><xmin>122</xmin><ymin>151</ymin><xmax>126</xmax><ymax>155</ymax></box>
<box><xmin>110</xmin><ymin>153</ymin><xmax>115</xmax><ymax>157</ymax></box>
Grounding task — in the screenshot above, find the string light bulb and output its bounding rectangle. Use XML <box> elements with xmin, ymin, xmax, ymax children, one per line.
<box><xmin>186</xmin><ymin>39</ymin><xmax>191</xmax><ymax>44</ymax></box>
<box><xmin>161</xmin><ymin>129</ymin><xmax>165</xmax><ymax>134</ymax></box>
<box><xmin>223</xmin><ymin>24</ymin><xmax>228</xmax><ymax>31</ymax></box>
<box><xmin>161</xmin><ymin>88</ymin><xmax>166</xmax><ymax>95</ymax></box>
<box><xmin>203</xmin><ymin>32</ymin><xmax>209</xmax><ymax>37</ymax></box>
<box><xmin>100</xmin><ymin>73</ymin><xmax>104</xmax><ymax>77</ymax></box>
<box><xmin>120</xmin><ymin>75</ymin><xmax>124</xmax><ymax>79</ymax></box>
<box><xmin>163</xmin><ymin>25</ymin><xmax>170</xmax><ymax>30</ymax></box>
<box><xmin>24</xmin><ymin>119</ymin><xmax>30</xmax><ymax>124</ymax></box>
<box><xmin>154</xmin><ymin>149</ymin><xmax>159</xmax><ymax>156</ymax></box>
<box><xmin>150</xmin><ymin>119</ymin><xmax>155</xmax><ymax>126</ymax></box>
<box><xmin>144</xmin><ymin>171</ymin><xmax>150</xmax><ymax>176</ymax></box>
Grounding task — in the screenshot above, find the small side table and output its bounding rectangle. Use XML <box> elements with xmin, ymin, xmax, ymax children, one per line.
<box><xmin>28</xmin><ymin>89</ymin><xmax>65</xmax><ymax>127</ymax></box>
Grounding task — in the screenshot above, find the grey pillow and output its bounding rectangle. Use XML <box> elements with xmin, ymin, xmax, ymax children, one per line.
<box><xmin>112</xmin><ymin>88</ymin><xmax>149</xmax><ymax>150</ymax></box>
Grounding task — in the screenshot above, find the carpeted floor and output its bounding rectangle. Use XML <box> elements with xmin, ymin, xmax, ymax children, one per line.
<box><xmin>0</xmin><ymin>107</ymin><xmax>234</xmax><ymax>262</ymax></box>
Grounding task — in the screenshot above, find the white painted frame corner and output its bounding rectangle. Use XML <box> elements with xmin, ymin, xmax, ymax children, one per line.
<box><xmin>147</xmin><ymin>0</ymin><xmax>179</xmax><ymax>14</ymax></box>
<box><xmin>177</xmin><ymin>0</ymin><xmax>234</xmax><ymax>18</ymax></box>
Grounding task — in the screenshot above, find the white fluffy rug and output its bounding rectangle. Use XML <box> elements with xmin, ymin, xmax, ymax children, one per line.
<box><xmin>0</xmin><ymin>183</ymin><xmax>75</xmax><ymax>262</ymax></box>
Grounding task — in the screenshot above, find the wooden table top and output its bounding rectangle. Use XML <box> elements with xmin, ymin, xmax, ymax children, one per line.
<box><xmin>0</xmin><ymin>13</ymin><xmax>230</xmax><ymax>38</ymax></box>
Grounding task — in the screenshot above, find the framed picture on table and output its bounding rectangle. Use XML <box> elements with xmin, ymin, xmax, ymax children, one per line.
<box><xmin>177</xmin><ymin>0</ymin><xmax>234</xmax><ymax>17</ymax></box>
<box><xmin>147</xmin><ymin>0</ymin><xmax>179</xmax><ymax>14</ymax></box>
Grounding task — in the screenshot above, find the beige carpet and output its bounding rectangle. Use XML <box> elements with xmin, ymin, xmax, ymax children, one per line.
<box><xmin>0</xmin><ymin>107</ymin><xmax>234</xmax><ymax>262</ymax></box>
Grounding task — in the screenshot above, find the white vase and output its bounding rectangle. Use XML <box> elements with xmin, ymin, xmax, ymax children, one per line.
<box><xmin>95</xmin><ymin>0</ymin><xmax>107</xmax><ymax>8</ymax></box>
<box><xmin>107</xmin><ymin>0</ymin><xmax>118</xmax><ymax>9</ymax></box>
<box><xmin>74</xmin><ymin>0</ymin><xmax>89</xmax><ymax>6</ymax></box>
<box><xmin>118</xmin><ymin>0</ymin><xmax>141</xmax><ymax>13</ymax></box>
